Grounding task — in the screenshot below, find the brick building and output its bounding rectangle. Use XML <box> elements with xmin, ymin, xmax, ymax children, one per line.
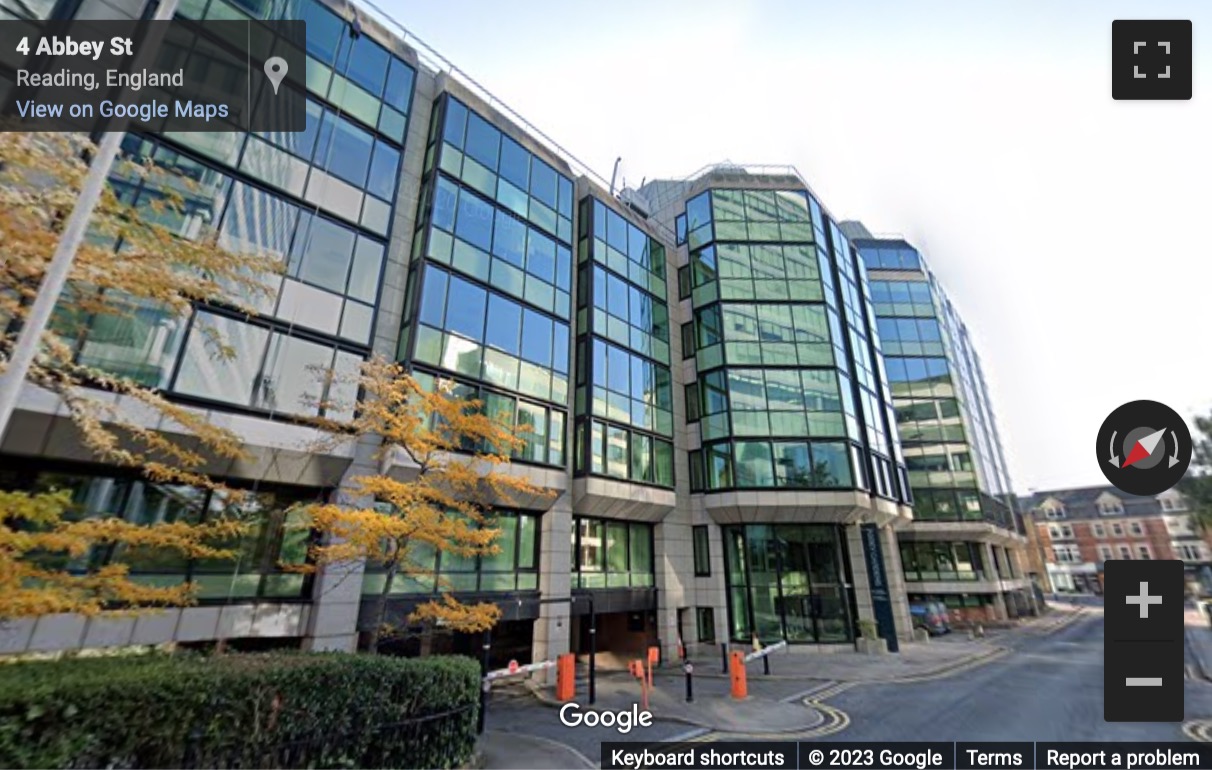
<box><xmin>1019</xmin><ymin>487</ymin><xmax>1210</xmax><ymax>594</ymax></box>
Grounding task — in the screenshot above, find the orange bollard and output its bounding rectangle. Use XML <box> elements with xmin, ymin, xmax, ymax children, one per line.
<box><xmin>629</xmin><ymin>659</ymin><xmax>649</xmax><ymax>710</ymax></box>
<box><xmin>647</xmin><ymin>645</ymin><xmax>659</xmax><ymax>690</ymax></box>
<box><xmin>729</xmin><ymin>650</ymin><xmax>747</xmax><ymax>699</ymax></box>
<box><xmin>556</xmin><ymin>653</ymin><xmax>576</xmax><ymax>702</ymax></box>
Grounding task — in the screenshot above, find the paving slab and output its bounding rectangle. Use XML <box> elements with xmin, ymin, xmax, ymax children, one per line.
<box><xmin>474</xmin><ymin>729</ymin><xmax>596</xmax><ymax>770</ymax></box>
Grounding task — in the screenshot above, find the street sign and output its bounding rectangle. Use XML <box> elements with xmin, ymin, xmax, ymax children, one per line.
<box><xmin>683</xmin><ymin>662</ymin><xmax>693</xmax><ymax>674</ymax></box>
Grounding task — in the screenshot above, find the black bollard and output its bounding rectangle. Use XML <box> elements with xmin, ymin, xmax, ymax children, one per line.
<box><xmin>478</xmin><ymin>632</ymin><xmax>491</xmax><ymax>735</ymax></box>
<box><xmin>684</xmin><ymin>662</ymin><xmax>694</xmax><ymax>702</ymax></box>
<box><xmin>721</xmin><ymin>643</ymin><xmax>728</xmax><ymax>674</ymax></box>
<box><xmin>763</xmin><ymin>652</ymin><xmax>770</xmax><ymax>676</ymax></box>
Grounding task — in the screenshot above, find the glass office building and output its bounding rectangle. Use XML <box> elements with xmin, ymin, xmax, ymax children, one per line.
<box><xmin>844</xmin><ymin>224</ymin><xmax>1034</xmax><ymax>622</ymax></box>
<box><xmin>0</xmin><ymin>0</ymin><xmax>1026</xmax><ymax>662</ymax></box>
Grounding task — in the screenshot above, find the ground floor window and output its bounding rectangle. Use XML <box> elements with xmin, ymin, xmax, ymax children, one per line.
<box><xmin>723</xmin><ymin>524</ymin><xmax>852</xmax><ymax>644</ymax></box>
<box><xmin>899</xmin><ymin>541</ymin><xmax>982</xmax><ymax>581</ymax></box>
<box><xmin>360</xmin><ymin>510</ymin><xmax>540</xmax><ymax>595</ymax></box>
<box><xmin>0</xmin><ymin>461</ymin><xmax>318</xmax><ymax>601</ymax></box>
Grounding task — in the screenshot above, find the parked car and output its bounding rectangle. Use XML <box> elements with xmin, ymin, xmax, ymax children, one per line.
<box><xmin>909</xmin><ymin>600</ymin><xmax>951</xmax><ymax>636</ymax></box>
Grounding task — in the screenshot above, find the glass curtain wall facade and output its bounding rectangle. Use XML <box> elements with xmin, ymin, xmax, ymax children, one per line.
<box><xmin>0</xmin><ymin>0</ymin><xmax>418</xmax><ymax>624</ymax></box>
<box><xmin>856</xmin><ymin>240</ymin><xmax>1014</xmax><ymax>529</ymax></box>
<box><xmin>0</xmin><ymin>461</ymin><xmax>318</xmax><ymax>601</ymax></box>
<box><xmin>38</xmin><ymin>0</ymin><xmax>414</xmax><ymax>424</ymax></box>
<box><xmin>0</xmin><ymin>0</ymin><xmax>955</xmax><ymax>658</ymax></box>
<box><xmin>676</xmin><ymin>188</ymin><xmax>906</xmax><ymax>500</ymax></box>
<box><xmin>401</xmin><ymin>93</ymin><xmax>573</xmax><ymax>470</ymax></box>
<box><xmin>853</xmin><ymin>232</ymin><xmax>1029</xmax><ymax>619</ymax></box>
<box><xmin>661</xmin><ymin>182</ymin><xmax>913</xmax><ymax>647</ymax></box>
<box><xmin>573</xmin><ymin>198</ymin><xmax>675</xmax><ymax>488</ymax></box>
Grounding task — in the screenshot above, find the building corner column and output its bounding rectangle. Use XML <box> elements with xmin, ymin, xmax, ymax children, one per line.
<box><xmin>302</xmin><ymin>437</ymin><xmax>379</xmax><ymax>653</ymax></box>
<box><xmin>532</xmin><ymin>492</ymin><xmax>572</xmax><ymax>681</ymax></box>
<box><xmin>880</xmin><ymin>525</ymin><xmax>914</xmax><ymax>642</ymax></box>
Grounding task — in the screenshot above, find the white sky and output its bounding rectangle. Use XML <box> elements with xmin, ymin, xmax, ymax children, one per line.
<box><xmin>373</xmin><ymin>0</ymin><xmax>1212</xmax><ymax>495</ymax></box>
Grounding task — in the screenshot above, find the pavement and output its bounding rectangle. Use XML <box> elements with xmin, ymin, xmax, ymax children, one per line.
<box><xmin>473</xmin><ymin>730</ymin><xmax>597</xmax><ymax>770</ymax></box>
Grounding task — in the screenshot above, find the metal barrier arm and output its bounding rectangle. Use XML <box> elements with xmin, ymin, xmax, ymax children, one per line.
<box><xmin>743</xmin><ymin>640</ymin><xmax>788</xmax><ymax>663</ymax></box>
<box><xmin>484</xmin><ymin>659</ymin><xmax>557</xmax><ymax>683</ymax></box>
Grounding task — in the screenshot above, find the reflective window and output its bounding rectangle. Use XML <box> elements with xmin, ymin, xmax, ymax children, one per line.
<box><xmin>424</xmin><ymin>181</ymin><xmax>572</xmax><ymax>318</ymax></box>
<box><xmin>174</xmin><ymin>311</ymin><xmax>360</xmax><ymax>420</ymax></box>
<box><xmin>869</xmin><ymin>280</ymin><xmax>935</xmax><ymax>317</ymax></box>
<box><xmin>361</xmin><ymin>509</ymin><xmax>540</xmax><ymax>595</ymax></box>
<box><xmin>579</xmin><ymin>420</ymin><xmax>673</xmax><ymax>487</ymax></box>
<box><xmin>410</xmin><ymin>372</ymin><xmax>566</xmax><ymax>468</ymax></box>
<box><xmin>0</xmin><ymin>464</ymin><xmax>320</xmax><ymax>600</ymax></box>
<box><xmin>691</xmin><ymin>302</ymin><xmax>833</xmax><ymax>367</ymax></box>
<box><xmin>689</xmin><ymin>243</ymin><xmax>822</xmax><ymax>303</ymax></box>
<box><xmin>437</xmin><ymin>95</ymin><xmax>574</xmax><ymax>244</ymax></box>
<box><xmin>573</xmin><ymin>517</ymin><xmax>655</xmax><ymax>588</ymax></box>
<box><xmin>698</xmin><ymin>440</ymin><xmax>853</xmax><ymax>490</ymax></box>
<box><xmin>709</xmin><ymin>188</ymin><xmax>814</xmax><ymax>243</ymax></box>
<box><xmin>584</xmin><ymin>265</ymin><xmax>670</xmax><ymax>364</ymax></box>
<box><xmin>723</xmin><ymin>524</ymin><xmax>851</xmax><ymax>644</ymax></box>
<box><xmin>412</xmin><ymin>265</ymin><xmax>570</xmax><ymax>406</ymax></box>
<box><xmin>581</xmin><ymin>198</ymin><xmax>666</xmax><ymax>298</ymax></box>
<box><xmin>590</xmin><ymin>339</ymin><xmax>673</xmax><ymax>436</ymax></box>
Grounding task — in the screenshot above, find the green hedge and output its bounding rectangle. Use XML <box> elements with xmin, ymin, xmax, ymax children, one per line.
<box><xmin>0</xmin><ymin>652</ymin><xmax>480</xmax><ymax>769</ymax></box>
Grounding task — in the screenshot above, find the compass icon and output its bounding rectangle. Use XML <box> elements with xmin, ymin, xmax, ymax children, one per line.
<box><xmin>1097</xmin><ymin>400</ymin><xmax>1192</xmax><ymax>495</ymax></box>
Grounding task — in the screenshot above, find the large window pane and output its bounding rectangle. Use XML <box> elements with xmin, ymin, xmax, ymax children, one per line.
<box><xmin>383</xmin><ymin>57</ymin><xmax>415</xmax><ymax>113</ymax></box>
<box><xmin>174</xmin><ymin>313</ymin><xmax>268</xmax><ymax>406</ymax></box>
<box><xmin>735</xmin><ymin>441</ymin><xmax>774</xmax><ymax>487</ymax></box>
<box><xmin>455</xmin><ymin>190</ymin><xmax>494</xmax><ymax>251</ymax></box>
<box><xmin>812</xmin><ymin>442</ymin><xmax>853</xmax><ymax>488</ymax></box>
<box><xmin>367</xmin><ymin>142</ymin><xmax>400</xmax><ymax>201</ymax></box>
<box><xmin>464</xmin><ymin>112</ymin><xmax>501</xmax><ymax>170</ymax></box>
<box><xmin>499</xmin><ymin>136</ymin><xmax>529</xmax><ymax>190</ymax></box>
<box><xmin>521</xmin><ymin>309</ymin><xmax>553</xmax><ymax>367</ymax></box>
<box><xmin>257</xmin><ymin>333</ymin><xmax>332</xmax><ymax>416</ymax></box>
<box><xmin>293</xmin><ymin>214</ymin><xmax>355</xmax><ymax>289</ymax></box>
<box><xmin>484</xmin><ymin>294</ymin><xmax>522</xmax><ymax>355</ymax></box>
<box><xmin>445</xmin><ymin>276</ymin><xmax>487</xmax><ymax>340</ymax></box>
<box><xmin>492</xmin><ymin>210</ymin><xmax>527</xmax><ymax>267</ymax></box>
<box><xmin>516</xmin><ymin>402</ymin><xmax>547</xmax><ymax>463</ymax></box>
<box><xmin>346</xmin><ymin>34</ymin><xmax>389</xmax><ymax>96</ymax></box>
<box><xmin>318</xmin><ymin>113</ymin><xmax>373</xmax><ymax>187</ymax></box>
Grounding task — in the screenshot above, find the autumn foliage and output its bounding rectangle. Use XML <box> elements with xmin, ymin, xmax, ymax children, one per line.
<box><xmin>0</xmin><ymin>132</ymin><xmax>281</xmax><ymax>489</ymax></box>
<box><xmin>0</xmin><ymin>490</ymin><xmax>245</xmax><ymax>619</ymax></box>
<box><xmin>296</xmin><ymin>358</ymin><xmax>556</xmax><ymax>650</ymax></box>
<box><xmin>0</xmin><ymin>132</ymin><xmax>285</xmax><ymax>617</ymax></box>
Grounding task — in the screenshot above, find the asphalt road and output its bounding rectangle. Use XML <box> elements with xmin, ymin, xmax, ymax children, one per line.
<box><xmin>819</xmin><ymin>607</ymin><xmax>1212</xmax><ymax>742</ymax></box>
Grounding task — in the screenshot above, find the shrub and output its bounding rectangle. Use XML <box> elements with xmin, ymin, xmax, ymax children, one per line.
<box><xmin>0</xmin><ymin>651</ymin><xmax>480</xmax><ymax>769</ymax></box>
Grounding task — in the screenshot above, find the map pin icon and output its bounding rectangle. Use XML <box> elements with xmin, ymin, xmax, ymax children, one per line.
<box><xmin>265</xmin><ymin>56</ymin><xmax>288</xmax><ymax>96</ymax></box>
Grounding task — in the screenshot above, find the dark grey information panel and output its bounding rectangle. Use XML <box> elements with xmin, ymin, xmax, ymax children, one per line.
<box><xmin>0</xmin><ymin>18</ymin><xmax>304</xmax><ymax>132</ymax></box>
<box><xmin>599</xmin><ymin>742</ymin><xmax>1212</xmax><ymax>770</ymax></box>
<box><xmin>1103</xmin><ymin>558</ymin><xmax>1184</xmax><ymax>722</ymax></box>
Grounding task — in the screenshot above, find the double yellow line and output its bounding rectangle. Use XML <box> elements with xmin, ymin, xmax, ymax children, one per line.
<box><xmin>1182</xmin><ymin>719</ymin><xmax>1212</xmax><ymax>742</ymax></box>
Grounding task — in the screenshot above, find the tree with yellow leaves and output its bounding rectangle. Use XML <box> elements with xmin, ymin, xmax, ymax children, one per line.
<box><xmin>0</xmin><ymin>132</ymin><xmax>284</xmax><ymax>618</ymax></box>
<box><xmin>296</xmin><ymin>358</ymin><xmax>556</xmax><ymax>652</ymax></box>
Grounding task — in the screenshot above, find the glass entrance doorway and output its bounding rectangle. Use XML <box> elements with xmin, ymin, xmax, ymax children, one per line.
<box><xmin>723</xmin><ymin>524</ymin><xmax>853</xmax><ymax>644</ymax></box>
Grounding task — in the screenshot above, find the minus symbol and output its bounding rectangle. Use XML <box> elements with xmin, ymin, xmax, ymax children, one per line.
<box><xmin>1125</xmin><ymin>677</ymin><xmax>1163</xmax><ymax>686</ymax></box>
